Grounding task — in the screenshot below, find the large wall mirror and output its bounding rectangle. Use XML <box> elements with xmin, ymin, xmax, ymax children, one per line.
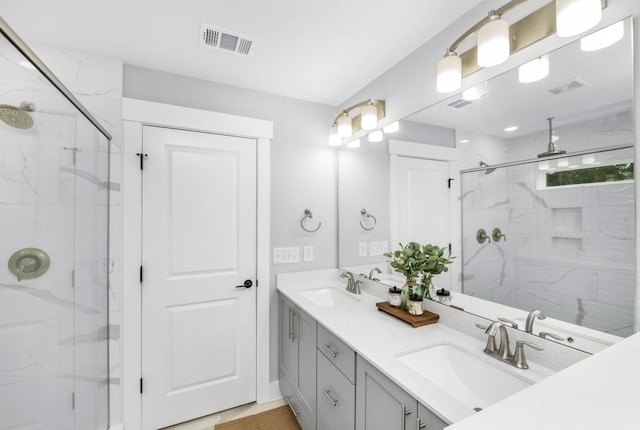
<box><xmin>338</xmin><ymin>17</ymin><xmax>635</xmax><ymax>355</ymax></box>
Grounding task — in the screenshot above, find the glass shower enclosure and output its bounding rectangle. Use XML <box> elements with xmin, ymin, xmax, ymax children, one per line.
<box><xmin>0</xmin><ymin>18</ymin><xmax>110</xmax><ymax>430</ymax></box>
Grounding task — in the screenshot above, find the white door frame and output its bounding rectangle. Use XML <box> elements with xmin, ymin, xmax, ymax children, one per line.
<box><xmin>121</xmin><ymin>98</ymin><xmax>273</xmax><ymax>430</ymax></box>
<box><xmin>388</xmin><ymin>139</ymin><xmax>460</xmax><ymax>292</ymax></box>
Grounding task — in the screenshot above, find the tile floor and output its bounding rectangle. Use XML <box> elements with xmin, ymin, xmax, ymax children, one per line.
<box><xmin>163</xmin><ymin>399</ymin><xmax>288</xmax><ymax>430</ymax></box>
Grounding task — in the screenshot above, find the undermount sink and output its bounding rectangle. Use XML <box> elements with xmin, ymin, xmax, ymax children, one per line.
<box><xmin>397</xmin><ymin>343</ymin><xmax>531</xmax><ymax>410</ymax></box>
<box><xmin>298</xmin><ymin>286</ymin><xmax>360</xmax><ymax>308</ymax></box>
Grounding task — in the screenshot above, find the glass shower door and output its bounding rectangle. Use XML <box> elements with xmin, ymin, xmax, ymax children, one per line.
<box><xmin>0</xmin><ymin>23</ymin><xmax>109</xmax><ymax>430</ymax></box>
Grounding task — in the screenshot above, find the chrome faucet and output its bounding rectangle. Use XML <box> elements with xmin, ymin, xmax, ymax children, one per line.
<box><xmin>340</xmin><ymin>271</ymin><xmax>362</xmax><ymax>294</ymax></box>
<box><xmin>368</xmin><ymin>267</ymin><xmax>382</xmax><ymax>280</ymax></box>
<box><xmin>525</xmin><ymin>309</ymin><xmax>546</xmax><ymax>333</ymax></box>
<box><xmin>477</xmin><ymin>321</ymin><xmax>543</xmax><ymax>369</ymax></box>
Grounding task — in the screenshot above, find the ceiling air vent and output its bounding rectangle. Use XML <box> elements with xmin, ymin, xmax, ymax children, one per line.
<box><xmin>445</xmin><ymin>98</ymin><xmax>473</xmax><ymax>109</ymax></box>
<box><xmin>543</xmin><ymin>78</ymin><xmax>590</xmax><ymax>96</ymax></box>
<box><xmin>200</xmin><ymin>23</ymin><xmax>257</xmax><ymax>57</ymax></box>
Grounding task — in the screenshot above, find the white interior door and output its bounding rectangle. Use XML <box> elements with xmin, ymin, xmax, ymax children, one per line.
<box><xmin>393</xmin><ymin>156</ymin><xmax>452</xmax><ymax>288</ymax></box>
<box><xmin>141</xmin><ymin>125</ymin><xmax>257</xmax><ymax>430</ymax></box>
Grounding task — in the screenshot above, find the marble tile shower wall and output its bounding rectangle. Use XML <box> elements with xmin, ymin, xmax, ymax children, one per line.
<box><xmin>459</xmin><ymin>111</ymin><xmax>635</xmax><ymax>337</ymax></box>
<box><xmin>0</xmin><ymin>42</ymin><xmax>123</xmax><ymax>429</ymax></box>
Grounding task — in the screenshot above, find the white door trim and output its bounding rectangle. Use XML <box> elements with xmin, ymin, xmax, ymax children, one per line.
<box><xmin>121</xmin><ymin>98</ymin><xmax>272</xmax><ymax>430</ymax></box>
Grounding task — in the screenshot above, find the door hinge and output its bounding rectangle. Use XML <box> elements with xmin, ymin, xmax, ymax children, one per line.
<box><xmin>136</xmin><ymin>152</ymin><xmax>148</xmax><ymax>170</ymax></box>
<box><xmin>71</xmin><ymin>269</ymin><xmax>75</xmax><ymax>288</ymax></box>
<box><xmin>256</xmin><ymin>279</ymin><xmax>258</xmax><ymax>288</ymax></box>
<box><xmin>140</xmin><ymin>378</ymin><xmax>143</xmax><ymax>394</ymax></box>
<box><xmin>72</xmin><ymin>392</ymin><xmax>75</xmax><ymax>410</ymax></box>
<box><xmin>140</xmin><ymin>265</ymin><xmax>143</xmax><ymax>283</ymax></box>
<box><xmin>449</xmin><ymin>243</ymin><xmax>452</xmax><ymax>254</ymax></box>
<box><xmin>448</xmin><ymin>178</ymin><xmax>455</xmax><ymax>188</ymax></box>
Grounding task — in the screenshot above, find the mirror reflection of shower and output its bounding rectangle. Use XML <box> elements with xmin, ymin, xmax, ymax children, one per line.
<box><xmin>538</xmin><ymin>117</ymin><xmax>567</xmax><ymax>157</ymax></box>
<box><xmin>479</xmin><ymin>160</ymin><xmax>496</xmax><ymax>175</ymax></box>
<box><xmin>0</xmin><ymin>101</ymin><xmax>35</xmax><ymax>129</ymax></box>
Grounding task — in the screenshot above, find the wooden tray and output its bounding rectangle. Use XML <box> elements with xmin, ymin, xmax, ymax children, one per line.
<box><xmin>376</xmin><ymin>301</ymin><xmax>439</xmax><ymax>328</ymax></box>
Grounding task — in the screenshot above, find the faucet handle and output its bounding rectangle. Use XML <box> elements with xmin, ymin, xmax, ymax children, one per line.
<box><xmin>539</xmin><ymin>331</ymin><xmax>566</xmax><ymax>342</ymax></box>
<box><xmin>353</xmin><ymin>279</ymin><xmax>363</xmax><ymax>294</ymax></box>
<box><xmin>497</xmin><ymin>317</ymin><xmax>519</xmax><ymax>329</ymax></box>
<box><xmin>475</xmin><ymin>323</ymin><xmax>488</xmax><ymax>330</ymax></box>
<box><xmin>513</xmin><ymin>340</ymin><xmax>543</xmax><ymax>369</ymax></box>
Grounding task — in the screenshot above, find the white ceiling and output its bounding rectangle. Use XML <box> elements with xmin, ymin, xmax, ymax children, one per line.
<box><xmin>0</xmin><ymin>0</ymin><xmax>483</xmax><ymax>106</ymax></box>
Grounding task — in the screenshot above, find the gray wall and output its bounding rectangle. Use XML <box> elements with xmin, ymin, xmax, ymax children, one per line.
<box><xmin>124</xmin><ymin>64</ymin><xmax>338</xmax><ymax>382</ymax></box>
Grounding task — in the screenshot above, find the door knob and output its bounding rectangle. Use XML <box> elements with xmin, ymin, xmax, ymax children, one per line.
<box><xmin>236</xmin><ymin>279</ymin><xmax>253</xmax><ymax>289</ymax></box>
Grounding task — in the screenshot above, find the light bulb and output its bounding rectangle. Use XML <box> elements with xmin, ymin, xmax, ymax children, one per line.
<box><xmin>337</xmin><ymin>112</ymin><xmax>352</xmax><ymax>137</ymax></box>
<box><xmin>436</xmin><ymin>52</ymin><xmax>462</xmax><ymax>93</ymax></box>
<box><xmin>556</xmin><ymin>0</ymin><xmax>602</xmax><ymax>37</ymax></box>
<box><xmin>329</xmin><ymin>126</ymin><xmax>341</xmax><ymax>146</ymax></box>
<box><xmin>477</xmin><ymin>13</ymin><xmax>510</xmax><ymax>67</ymax></box>
<box><xmin>368</xmin><ymin>130</ymin><xmax>383</xmax><ymax>142</ymax></box>
<box><xmin>518</xmin><ymin>55</ymin><xmax>549</xmax><ymax>83</ymax></box>
<box><xmin>361</xmin><ymin>102</ymin><xmax>378</xmax><ymax>130</ymax></box>
<box><xmin>580</xmin><ymin>21</ymin><xmax>624</xmax><ymax>51</ymax></box>
<box><xmin>347</xmin><ymin>139</ymin><xmax>360</xmax><ymax>148</ymax></box>
<box><xmin>383</xmin><ymin>121</ymin><xmax>400</xmax><ymax>133</ymax></box>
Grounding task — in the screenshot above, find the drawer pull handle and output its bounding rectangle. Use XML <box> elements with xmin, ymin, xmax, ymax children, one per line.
<box><xmin>322</xmin><ymin>343</ymin><xmax>338</xmax><ymax>358</ymax></box>
<box><xmin>321</xmin><ymin>387</ymin><xmax>338</xmax><ymax>406</ymax></box>
<box><xmin>285</xmin><ymin>395</ymin><xmax>300</xmax><ymax>417</ymax></box>
<box><xmin>417</xmin><ymin>417</ymin><xmax>427</xmax><ymax>429</ymax></box>
<box><xmin>401</xmin><ymin>404</ymin><xmax>412</xmax><ymax>430</ymax></box>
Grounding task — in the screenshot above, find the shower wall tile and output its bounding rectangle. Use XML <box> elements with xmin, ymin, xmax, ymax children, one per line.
<box><xmin>459</xmin><ymin>111</ymin><xmax>635</xmax><ymax>338</ymax></box>
<box><xmin>597</xmin><ymin>269</ymin><xmax>636</xmax><ymax>308</ymax></box>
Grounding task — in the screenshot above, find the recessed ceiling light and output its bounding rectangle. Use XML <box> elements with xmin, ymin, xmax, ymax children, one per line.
<box><xmin>504</xmin><ymin>126</ymin><xmax>518</xmax><ymax>132</ymax></box>
<box><xmin>460</xmin><ymin>139</ymin><xmax>470</xmax><ymax>143</ymax></box>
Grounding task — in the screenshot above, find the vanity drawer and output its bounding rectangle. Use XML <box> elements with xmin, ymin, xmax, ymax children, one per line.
<box><xmin>317</xmin><ymin>324</ymin><xmax>356</xmax><ymax>383</ymax></box>
<box><xmin>317</xmin><ymin>350</ymin><xmax>356</xmax><ymax>430</ymax></box>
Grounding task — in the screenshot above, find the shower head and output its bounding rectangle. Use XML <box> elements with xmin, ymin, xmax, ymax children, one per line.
<box><xmin>0</xmin><ymin>102</ymin><xmax>35</xmax><ymax>129</ymax></box>
<box><xmin>479</xmin><ymin>160</ymin><xmax>496</xmax><ymax>175</ymax></box>
<box><xmin>537</xmin><ymin>117</ymin><xmax>566</xmax><ymax>158</ymax></box>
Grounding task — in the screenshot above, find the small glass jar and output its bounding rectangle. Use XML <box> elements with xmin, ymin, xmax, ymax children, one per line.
<box><xmin>387</xmin><ymin>286</ymin><xmax>402</xmax><ymax>307</ymax></box>
<box><xmin>436</xmin><ymin>288</ymin><xmax>451</xmax><ymax>306</ymax></box>
<box><xmin>407</xmin><ymin>294</ymin><xmax>424</xmax><ymax>316</ymax></box>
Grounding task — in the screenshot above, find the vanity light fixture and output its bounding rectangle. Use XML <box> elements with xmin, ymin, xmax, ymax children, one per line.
<box><xmin>518</xmin><ymin>55</ymin><xmax>549</xmax><ymax>83</ymax></box>
<box><xmin>435</xmin><ymin>0</ymin><xmax>606</xmax><ymax>93</ymax></box>
<box><xmin>557</xmin><ymin>157</ymin><xmax>570</xmax><ymax>167</ymax></box>
<box><xmin>328</xmin><ymin>99</ymin><xmax>386</xmax><ymax>145</ymax></box>
<box><xmin>580</xmin><ymin>20</ymin><xmax>623</xmax><ymax>51</ymax></box>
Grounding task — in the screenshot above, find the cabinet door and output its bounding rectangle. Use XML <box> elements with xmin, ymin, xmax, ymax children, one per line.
<box><xmin>417</xmin><ymin>403</ymin><xmax>447</xmax><ymax>430</ymax></box>
<box><xmin>279</xmin><ymin>296</ymin><xmax>295</xmax><ymax>383</ymax></box>
<box><xmin>294</xmin><ymin>307</ymin><xmax>317</xmax><ymax>429</ymax></box>
<box><xmin>356</xmin><ymin>356</ymin><xmax>416</xmax><ymax>430</ymax></box>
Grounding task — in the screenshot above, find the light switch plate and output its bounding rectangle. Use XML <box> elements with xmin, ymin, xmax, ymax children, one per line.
<box><xmin>370</xmin><ymin>241</ymin><xmax>389</xmax><ymax>256</ymax></box>
<box><xmin>273</xmin><ymin>247</ymin><xmax>300</xmax><ymax>264</ymax></box>
<box><xmin>303</xmin><ymin>246</ymin><xmax>313</xmax><ymax>262</ymax></box>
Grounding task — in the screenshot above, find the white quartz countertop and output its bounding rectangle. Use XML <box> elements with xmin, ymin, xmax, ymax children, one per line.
<box><xmin>446</xmin><ymin>329</ymin><xmax>640</xmax><ymax>429</ymax></box>
<box><xmin>277</xmin><ymin>270</ymin><xmax>554</xmax><ymax>424</ymax></box>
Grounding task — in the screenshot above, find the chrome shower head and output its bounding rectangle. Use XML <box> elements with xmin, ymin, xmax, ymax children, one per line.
<box><xmin>479</xmin><ymin>160</ymin><xmax>496</xmax><ymax>175</ymax></box>
<box><xmin>0</xmin><ymin>102</ymin><xmax>35</xmax><ymax>129</ymax></box>
<box><xmin>537</xmin><ymin>117</ymin><xmax>566</xmax><ymax>158</ymax></box>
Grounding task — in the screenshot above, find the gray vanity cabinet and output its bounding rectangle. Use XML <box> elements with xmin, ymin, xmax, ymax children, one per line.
<box><xmin>316</xmin><ymin>325</ymin><xmax>356</xmax><ymax>430</ymax></box>
<box><xmin>356</xmin><ymin>356</ymin><xmax>447</xmax><ymax>430</ymax></box>
<box><xmin>279</xmin><ymin>295</ymin><xmax>317</xmax><ymax>430</ymax></box>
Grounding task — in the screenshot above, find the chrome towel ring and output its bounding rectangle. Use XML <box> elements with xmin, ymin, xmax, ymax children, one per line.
<box><xmin>360</xmin><ymin>209</ymin><xmax>377</xmax><ymax>231</ymax></box>
<box><xmin>300</xmin><ymin>208</ymin><xmax>321</xmax><ymax>233</ymax></box>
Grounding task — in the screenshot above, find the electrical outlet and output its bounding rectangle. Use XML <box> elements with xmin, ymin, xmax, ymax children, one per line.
<box><xmin>273</xmin><ymin>247</ymin><xmax>300</xmax><ymax>264</ymax></box>
<box><xmin>359</xmin><ymin>242</ymin><xmax>367</xmax><ymax>257</ymax></box>
<box><xmin>370</xmin><ymin>241</ymin><xmax>389</xmax><ymax>256</ymax></box>
<box><xmin>303</xmin><ymin>246</ymin><xmax>313</xmax><ymax>262</ymax></box>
